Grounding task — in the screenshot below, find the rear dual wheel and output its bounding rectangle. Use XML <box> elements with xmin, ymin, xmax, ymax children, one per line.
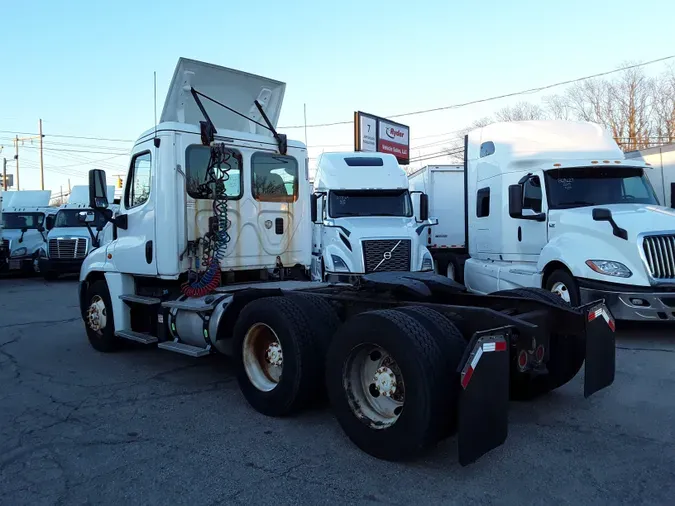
<box><xmin>326</xmin><ymin>307</ymin><xmax>467</xmax><ymax>461</ymax></box>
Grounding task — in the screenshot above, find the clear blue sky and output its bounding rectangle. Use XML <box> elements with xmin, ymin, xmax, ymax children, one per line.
<box><xmin>1</xmin><ymin>0</ymin><xmax>673</xmax><ymax>193</ymax></box>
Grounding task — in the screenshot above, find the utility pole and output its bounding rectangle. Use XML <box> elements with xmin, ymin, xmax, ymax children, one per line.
<box><xmin>14</xmin><ymin>136</ymin><xmax>19</xmax><ymax>191</ymax></box>
<box><xmin>2</xmin><ymin>158</ymin><xmax>6</xmax><ymax>191</ymax></box>
<box><xmin>39</xmin><ymin>119</ymin><xmax>45</xmax><ymax>190</ymax></box>
<box><xmin>68</xmin><ymin>178</ymin><xmax>71</xmax><ymax>193</ymax></box>
<box><xmin>13</xmin><ymin>131</ymin><xmax>43</xmax><ymax>191</ymax></box>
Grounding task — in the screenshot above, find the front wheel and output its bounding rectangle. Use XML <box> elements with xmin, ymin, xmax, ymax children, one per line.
<box><xmin>545</xmin><ymin>269</ymin><xmax>580</xmax><ymax>307</ymax></box>
<box><xmin>84</xmin><ymin>279</ymin><xmax>120</xmax><ymax>353</ymax></box>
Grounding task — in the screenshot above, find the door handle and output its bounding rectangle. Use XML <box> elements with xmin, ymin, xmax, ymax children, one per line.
<box><xmin>145</xmin><ymin>240</ymin><xmax>153</xmax><ymax>264</ymax></box>
<box><xmin>275</xmin><ymin>218</ymin><xmax>284</xmax><ymax>235</ymax></box>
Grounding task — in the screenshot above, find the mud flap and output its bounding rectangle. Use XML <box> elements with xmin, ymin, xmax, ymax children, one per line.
<box><xmin>457</xmin><ymin>328</ymin><xmax>511</xmax><ymax>466</ymax></box>
<box><xmin>581</xmin><ymin>301</ymin><xmax>616</xmax><ymax>398</ymax></box>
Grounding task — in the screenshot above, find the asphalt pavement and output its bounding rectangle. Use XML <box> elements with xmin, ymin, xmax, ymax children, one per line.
<box><xmin>1</xmin><ymin>276</ymin><xmax>674</xmax><ymax>505</ymax></box>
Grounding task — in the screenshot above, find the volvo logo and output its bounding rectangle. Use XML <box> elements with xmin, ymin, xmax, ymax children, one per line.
<box><xmin>373</xmin><ymin>240</ymin><xmax>402</xmax><ymax>271</ymax></box>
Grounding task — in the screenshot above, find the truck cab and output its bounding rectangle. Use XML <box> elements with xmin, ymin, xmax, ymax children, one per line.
<box><xmin>39</xmin><ymin>185</ymin><xmax>117</xmax><ymax>280</ymax></box>
<box><xmin>310</xmin><ymin>152</ymin><xmax>435</xmax><ymax>282</ymax></box>
<box><xmin>0</xmin><ymin>190</ymin><xmax>55</xmax><ymax>274</ymax></box>
<box><xmin>463</xmin><ymin>120</ymin><xmax>675</xmax><ymax>321</ymax></box>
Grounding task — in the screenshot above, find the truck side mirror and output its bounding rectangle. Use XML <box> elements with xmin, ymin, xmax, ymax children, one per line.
<box><xmin>45</xmin><ymin>215</ymin><xmax>55</xmax><ymax>230</ymax></box>
<box><xmin>310</xmin><ymin>194</ymin><xmax>318</xmax><ymax>223</ymax></box>
<box><xmin>592</xmin><ymin>208</ymin><xmax>611</xmax><ymax>221</ymax></box>
<box><xmin>419</xmin><ymin>193</ymin><xmax>429</xmax><ymax>221</ymax></box>
<box><xmin>89</xmin><ymin>169</ymin><xmax>109</xmax><ymax>210</ymax></box>
<box><xmin>508</xmin><ymin>184</ymin><xmax>524</xmax><ymax>218</ymax></box>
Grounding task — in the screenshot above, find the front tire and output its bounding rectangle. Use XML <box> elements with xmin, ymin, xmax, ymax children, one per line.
<box><xmin>84</xmin><ymin>279</ymin><xmax>120</xmax><ymax>352</ymax></box>
<box><xmin>545</xmin><ymin>269</ymin><xmax>580</xmax><ymax>307</ymax></box>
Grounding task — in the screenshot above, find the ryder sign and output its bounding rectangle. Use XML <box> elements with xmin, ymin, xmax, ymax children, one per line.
<box><xmin>354</xmin><ymin>111</ymin><xmax>410</xmax><ymax>165</ymax></box>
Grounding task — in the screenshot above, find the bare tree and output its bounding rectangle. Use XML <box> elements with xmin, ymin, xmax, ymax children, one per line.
<box><xmin>651</xmin><ymin>66</ymin><xmax>675</xmax><ymax>144</ymax></box>
<box><xmin>495</xmin><ymin>101</ymin><xmax>547</xmax><ymax>122</ymax></box>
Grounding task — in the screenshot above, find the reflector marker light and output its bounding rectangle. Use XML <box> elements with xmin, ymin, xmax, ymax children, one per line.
<box><xmin>461</xmin><ymin>336</ymin><xmax>507</xmax><ymax>389</ymax></box>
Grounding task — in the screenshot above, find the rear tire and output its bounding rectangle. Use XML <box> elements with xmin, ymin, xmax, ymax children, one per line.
<box><xmin>233</xmin><ymin>296</ymin><xmax>322</xmax><ymax>417</ymax></box>
<box><xmin>394</xmin><ymin>306</ymin><xmax>467</xmax><ymax>438</ymax></box>
<box><xmin>493</xmin><ymin>287</ymin><xmax>585</xmax><ymax>400</ymax></box>
<box><xmin>84</xmin><ymin>279</ymin><xmax>120</xmax><ymax>353</ymax></box>
<box><xmin>325</xmin><ymin>309</ymin><xmax>449</xmax><ymax>461</ymax></box>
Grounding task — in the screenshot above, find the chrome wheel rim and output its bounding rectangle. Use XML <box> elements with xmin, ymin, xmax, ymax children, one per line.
<box><xmin>551</xmin><ymin>282</ymin><xmax>571</xmax><ymax>303</ymax></box>
<box><xmin>343</xmin><ymin>344</ymin><xmax>405</xmax><ymax>429</ymax></box>
<box><xmin>87</xmin><ymin>295</ymin><xmax>107</xmax><ymax>333</ymax></box>
<box><xmin>242</xmin><ymin>323</ymin><xmax>283</xmax><ymax>392</ymax></box>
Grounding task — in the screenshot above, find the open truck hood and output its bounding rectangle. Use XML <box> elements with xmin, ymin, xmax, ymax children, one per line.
<box><xmin>160</xmin><ymin>58</ymin><xmax>286</xmax><ymax>137</ymax></box>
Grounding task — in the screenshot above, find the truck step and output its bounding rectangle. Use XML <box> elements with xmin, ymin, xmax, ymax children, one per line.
<box><xmin>115</xmin><ymin>330</ymin><xmax>158</xmax><ymax>345</ymax></box>
<box><xmin>162</xmin><ymin>300</ymin><xmax>214</xmax><ymax>312</ymax></box>
<box><xmin>157</xmin><ymin>340</ymin><xmax>211</xmax><ymax>357</ymax></box>
<box><xmin>119</xmin><ymin>294</ymin><xmax>161</xmax><ymax>305</ymax></box>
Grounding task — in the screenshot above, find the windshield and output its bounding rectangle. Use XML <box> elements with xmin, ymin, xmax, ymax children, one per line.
<box><xmin>544</xmin><ymin>167</ymin><xmax>659</xmax><ymax>209</ymax></box>
<box><xmin>1</xmin><ymin>212</ymin><xmax>45</xmax><ymax>230</ymax></box>
<box><xmin>328</xmin><ymin>190</ymin><xmax>413</xmax><ymax>218</ymax></box>
<box><xmin>54</xmin><ymin>209</ymin><xmax>106</xmax><ymax>228</ymax></box>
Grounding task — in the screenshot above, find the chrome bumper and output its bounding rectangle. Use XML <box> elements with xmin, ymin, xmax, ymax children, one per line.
<box><xmin>580</xmin><ymin>286</ymin><xmax>675</xmax><ymax>322</ymax></box>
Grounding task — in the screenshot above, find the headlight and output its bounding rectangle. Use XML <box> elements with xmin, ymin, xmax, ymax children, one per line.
<box><xmin>585</xmin><ymin>260</ymin><xmax>632</xmax><ymax>278</ymax></box>
<box><xmin>11</xmin><ymin>247</ymin><xmax>27</xmax><ymax>257</ymax></box>
<box><xmin>331</xmin><ymin>255</ymin><xmax>350</xmax><ymax>273</ymax></box>
<box><xmin>421</xmin><ymin>253</ymin><xmax>434</xmax><ymax>271</ymax></box>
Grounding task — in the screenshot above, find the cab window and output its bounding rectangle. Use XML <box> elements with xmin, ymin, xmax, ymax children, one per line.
<box><xmin>186</xmin><ymin>145</ymin><xmax>243</xmax><ymax>199</ymax></box>
<box><xmin>251</xmin><ymin>152</ymin><xmax>298</xmax><ymax>203</ymax></box>
<box><xmin>522</xmin><ymin>176</ymin><xmax>543</xmax><ymax>213</ymax></box>
<box><xmin>125</xmin><ymin>151</ymin><xmax>152</xmax><ymax>208</ymax></box>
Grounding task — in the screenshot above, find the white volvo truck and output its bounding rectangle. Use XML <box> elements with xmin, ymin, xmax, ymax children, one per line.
<box><xmin>310</xmin><ymin>151</ymin><xmax>435</xmax><ymax>282</ymax></box>
<box><xmin>39</xmin><ymin>185</ymin><xmax>117</xmax><ymax>280</ymax></box>
<box><xmin>410</xmin><ymin>120</ymin><xmax>675</xmax><ymax>322</ymax></box>
<box><xmin>77</xmin><ymin>57</ymin><xmax>617</xmax><ymax>466</ymax></box>
<box><xmin>0</xmin><ymin>190</ymin><xmax>55</xmax><ymax>274</ymax></box>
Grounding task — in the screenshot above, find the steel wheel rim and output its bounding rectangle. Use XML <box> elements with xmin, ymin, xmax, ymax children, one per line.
<box><xmin>446</xmin><ymin>263</ymin><xmax>455</xmax><ymax>280</ymax></box>
<box><xmin>343</xmin><ymin>344</ymin><xmax>405</xmax><ymax>429</ymax></box>
<box><xmin>243</xmin><ymin>323</ymin><xmax>283</xmax><ymax>392</ymax></box>
<box><xmin>551</xmin><ymin>281</ymin><xmax>571</xmax><ymax>303</ymax></box>
<box><xmin>87</xmin><ymin>295</ymin><xmax>107</xmax><ymax>334</ymax></box>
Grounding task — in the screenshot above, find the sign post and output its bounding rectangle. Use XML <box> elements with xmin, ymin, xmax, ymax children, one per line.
<box><xmin>354</xmin><ymin>111</ymin><xmax>410</xmax><ymax>165</ymax></box>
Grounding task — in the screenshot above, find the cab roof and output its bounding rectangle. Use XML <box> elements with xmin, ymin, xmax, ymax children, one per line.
<box><xmin>314</xmin><ymin>152</ymin><xmax>408</xmax><ymax>191</ymax></box>
<box><xmin>467</xmin><ymin>120</ymin><xmax>648</xmax><ymax>172</ymax></box>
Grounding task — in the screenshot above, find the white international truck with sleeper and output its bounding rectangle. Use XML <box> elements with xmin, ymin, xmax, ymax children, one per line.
<box><xmin>310</xmin><ymin>151</ymin><xmax>435</xmax><ymax>282</ymax></box>
<box><xmin>409</xmin><ymin>120</ymin><xmax>675</xmax><ymax>322</ymax></box>
<box><xmin>39</xmin><ymin>185</ymin><xmax>117</xmax><ymax>280</ymax></box>
<box><xmin>77</xmin><ymin>57</ymin><xmax>616</xmax><ymax>466</ymax></box>
<box><xmin>1</xmin><ymin>190</ymin><xmax>55</xmax><ymax>274</ymax></box>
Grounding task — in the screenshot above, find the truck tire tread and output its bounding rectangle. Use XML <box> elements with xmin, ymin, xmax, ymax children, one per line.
<box><xmin>325</xmin><ymin>309</ymin><xmax>448</xmax><ymax>461</ymax></box>
<box><xmin>233</xmin><ymin>296</ymin><xmax>322</xmax><ymax>417</ymax></box>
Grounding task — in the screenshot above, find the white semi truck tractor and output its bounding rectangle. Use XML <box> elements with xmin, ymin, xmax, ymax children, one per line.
<box><xmin>77</xmin><ymin>58</ymin><xmax>617</xmax><ymax>466</ymax></box>
<box><xmin>0</xmin><ymin>190</ymin><xmax>55</xmax><ymax>274</ymax></box>
<box><xmin>39</xmin><ymin>185</ymin><xmax>117</xmax><ymax>280</ymax></box>
<box><xmin>410</xmin><ymin>120</ymin><xmax>675</xmax><ymax>323</ymax></box>
<box><xmin>310</xmin><ymin>151</ymin><xmax>435</xmax><ymax>282</ymax></box>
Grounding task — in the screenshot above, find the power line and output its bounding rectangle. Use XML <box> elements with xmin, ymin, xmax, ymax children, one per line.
<box><xmin>279</xmin><ymin>54</ymin><xmax>675</xmax><ymax>129</ymax></box>
<box><xmin>0</xmin><ymin>130</ymin><xmax>133</xmax><ymax>143</ymax></box>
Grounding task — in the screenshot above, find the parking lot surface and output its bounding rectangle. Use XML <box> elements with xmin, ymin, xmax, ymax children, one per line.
<box><xmin>1</xmin><ymin>276</ymin><xmax>674</xmax><ymax>505</ymax></box>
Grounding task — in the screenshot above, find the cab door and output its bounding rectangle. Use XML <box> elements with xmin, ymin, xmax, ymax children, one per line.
<box><xmin>110</xmin><ymin>141</ymin><xmax>157</xmax><ymax>275</ymax></box>
<box><xmin>515</xmin><ymin>174</ymin><xmax>548</xmax><ymax>259</ymax></box>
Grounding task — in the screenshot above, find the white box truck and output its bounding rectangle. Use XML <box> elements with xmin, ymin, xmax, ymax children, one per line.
<box><xmin>0</xmin><ymin>190</ymin><xmax>56</xmax><ymax>274</ymax></box>
<box><xmin>310</xmin><ymin>151</ymin><xmax>434</xmax><ymax>282</ymax></box>
<box><xmin>39</xmin><ymin>185</ymin><xmax>117</xmax><ymax>280</ymax></box>
<box><xmin>410</xmin><ymin>120</ymin><xmax>675</xmax><ymax>322</ymax></box>
<box><xmin>625</xmin><ymin>143</ymin><xmax>675</xmax><ymax>208</ymax></box>
<box><xmin>75</xmin><ymin>58</ymin><xmax>616</xmax><ymax>466</ymax></box>
<box><xmin>408</xmin><ymin>165</ymin><xmax>466</xmax><ymax>280</ymax></box>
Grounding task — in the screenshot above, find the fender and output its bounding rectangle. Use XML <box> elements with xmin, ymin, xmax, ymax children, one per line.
<box><xmin>538</xmin><ymin>232</ymin><xmax>651</xmax><ymax>286</ymax></box>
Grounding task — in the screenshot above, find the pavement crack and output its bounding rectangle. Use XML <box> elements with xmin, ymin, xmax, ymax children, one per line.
<box><xmin>0</xmin><ymin>317</ymin><xmax>81</xmax><ymax>330</ymax></box>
